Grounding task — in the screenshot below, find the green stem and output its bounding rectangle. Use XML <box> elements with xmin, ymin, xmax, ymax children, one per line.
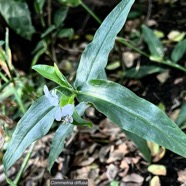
<box><xmin>0</xmin><ymin>71</ymin><xmax>9</xmax><ymax>82</ymax></box>
<box><xmin>160</xmin><ymin>60</ymin><xmax>186</xmax><ymax>73</ymax></box>
<box><xmin>80</xmin><ymin>0</ymin><xmax>102</xmax><ymax>24</ymax></box>
<box><xmin>116</xmin><ymin>36</ymin><xmax>186</xmax><ymax>73</ymax></box>
<box><xmin>13</xmin><ymin>87</ymin><xmax>26</xmax><ymax>114</ymax></box>
<box><xmin>5</xmin><ymin>28</ymin><xmax>14</xmax><ymax>83</ymax></box>
<box><xmin>116</xmin><ymin>37</ymin><xmax>149</xmax><ymax>57</ymax></box>
<box><xmin>13</xmin><ymin>142</ymin><xmax>35</xmax><ymax>185</ymax></box>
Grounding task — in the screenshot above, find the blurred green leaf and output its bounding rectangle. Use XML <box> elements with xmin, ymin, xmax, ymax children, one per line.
<box><xmin>41</xmin><ymin>25</ymin><xmax>56</xmax><ymax>38</ymax></box>
<box><xmin>57</xmin><ymin>28</ymin><xmax>74</xmax><ymax>39</ymax></box>
<box><xmin>74</xmin><ymin>0</ymin><xmax>135</xmax><ymax>88</ymax></box>
<box><xmin>110</xmin><ymin>181</ymin><xmax>119</xmax><ymax>186</ymax></box>
<box><xmin>77</xmin><ymin>79</ymin><xmax>186</xmax><ymax>159</ymax></box>
<box><xmin>0</xmin><ymin>41</ymin><xmax>5</xmax><ymax>46</ymax></box>
<box><xmin>125</xmin><ymin>65</ymin><xmax>165</xmax><ymax>79</ymax></box>
<box><xmin>0</xmin><ymin>0</ymin><xmax>35</xmax><ymax>40</ymax></box>
<box><xmin>128</xmin><ymin>11</ymin><xmax>141</xmax><ymax>19</ymax></box>
<box><xmin>3</xmin><ymin>96</ymin><xmax>56</xmax><ymax>171</ymax></box>
<box><xmin>142</xmin><ymin>25</ymin><xmax>164</xmax><ymax>58</ymax></box>
<box><xmin>54</xmin><ymin>7</ymin><xmax>69</xmax><ymax>27</ymax></box>
<box><xmin>176</xmin><ymin>102</ymin><xmax>186</xmax><ymax>130</ymax></box>
<box><xmin>171</xmin><ymin>39</ymin><xmax>186</xmax><ymax>63</ymax></box>
<box><xmin>34</xmin><ymin>0</ymin><xmax>46</xmax><ymax>14</ymax></box>
<box><xmin>106</xmin><ymin>61</ymin><xmax>120</xmax><ymax>70</ymax></box>
<box><xmin>57</xmin><ymin>0</ymin><xmax>81</xmax><ymax>7</ymax></box>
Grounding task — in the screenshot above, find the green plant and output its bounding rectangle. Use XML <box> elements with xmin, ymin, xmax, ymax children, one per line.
<box><xmin>119</xmin><ymin>25</ymin><xmax>186</xmax><ymax>79</ymax></box>
<box><xmin>0</xmin><ymin>0</ymin><xmax>74</xmax><ymax>66</ymax></box>
<box><xmin>2</xmin><ymin>0</ymin><xmax>186</xmax><ymax>185</ymax></box>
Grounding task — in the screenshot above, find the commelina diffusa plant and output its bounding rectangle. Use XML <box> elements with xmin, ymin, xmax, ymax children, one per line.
<box><xmin>3</xmin><ymin>0</ymin><xmax>186</xmax><ymax>183</ymax></box>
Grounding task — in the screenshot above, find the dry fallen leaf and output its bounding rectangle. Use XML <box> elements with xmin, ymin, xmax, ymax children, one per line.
<box><xmin>120</xmin><ymin>159</ymin><xmax>129</xmax><ymax>169</ymax></box>
<box><xmin>123</xmin><ymin>173</ymin><xmax>144</xmax><ymax>184</ymax></box>
<box><xmin>150</xmin><ymin>176</ymin><xmax>161</xmax><ymax>186</ymax></box>
<box><xmin>106</xmin><ymin>164</ymin><xmax>119</xmax><ymax>181</ymax></box>
<box><xmin>122</xmin><ymin>52</ymin><xmax>139</xmax><ymax>68</ymax></box>
<box><xmin>106</xmin><ymin>143</ymin><xmax>128</xmax><ymax>163</ymax></box>
<box><xmin>167</xmin><ymin>30</ymin><xmax>185</xmax><ymax>42</ymax></box>
<box><xmin>153</xmin><ymin>147</ymin><xmax>166</xmax><ymax>162</ymax></box>
<box><xmin>148</xmin><ymin>164</ymin><xmax>167</xmax><ymax>176</ymax></box>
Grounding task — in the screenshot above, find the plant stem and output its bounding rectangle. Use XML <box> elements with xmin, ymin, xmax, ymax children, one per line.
<box><xmin>5</xmin><ymin>28</ymin><xmax>14</xmax><ymax>83</ymax></box>
<box><xmin>116</xmin><ymin>37</ymin><xmax>149</xmax><ymax>57</ymax></box>
<box><xmin>13</xmin><ymin>142</ymin><xmax>35</xmax><ymax>185</ymax></box>
<box><xmin>80</xmin><ymin>0</ymin><xmax>102</xmax><ymax>24</ymax></box>
<box><xmin>12</xmin><ymin>87</ymin><xmax>26</xmax><ymax>114</ymax></box>
<box><xmin>116</xmin><ymin>37</ymin><xmax>186</xmax><ymax>73</ymax></box>
<box><xmin>0</xmin><ymin>71</ymin><xmax>9</xmax><ymax>82</ymax></box>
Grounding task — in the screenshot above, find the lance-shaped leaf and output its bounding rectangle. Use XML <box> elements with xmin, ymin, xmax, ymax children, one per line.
<box><xmin>124</xmin><ymin>130</ymin><xmax>151</xmax><ymax>162</ymax></box>
<box><xmin>32</xmin><ymin>64</ymin><xmax>73</xmax><ymax>89</ymax></box>
<box><xmin>171</xmin><ymin>39</ymin><xmax>186</xmax><ymax>63</ymax></box>
<box><xmin>142</xmin><ymin>25</ymin><xmax>164</xmax><ymax>58</ymax></box>
<box><xmin>77</xmin><ymin>79</ymin><xmax>186</xmax><ymax>158</ymax></box>
<box><xmin>0</xmin><ymin>0</ymin><xmax>35</xmax><ymax>40</ymax></box>
<box><xmin>48</xmin><ymin>102</ymin><xmax>89</xmax><ymax>171</ymax></box>
<box><xmin>74</xmin><ymin>0</ymin><xmax>135</xmax><ymax>88</ymax></box>
<box><xmin>3</xmin><ymin>96</ymin><xmax>56</xmax><ymax>171</ymax></box>
<box><xmin>73</xmin><ymin>109</ymin><xmax>93</xmax><ymax>128</ymax></box>
<box><xmin>48</xmin><ymin>123</ymin><xmax>74</xmax><ymax>171</ymax></box>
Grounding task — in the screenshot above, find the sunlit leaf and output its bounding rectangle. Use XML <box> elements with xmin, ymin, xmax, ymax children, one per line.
<box><xmin>148</xmin><ymin>164</ymin><xmax>166</xmax><ymax>176</ymax></box>
<box><xmin>168</xmin><ymin>31</ymin><xmax>185</xmax><ymax>42</ymax></box>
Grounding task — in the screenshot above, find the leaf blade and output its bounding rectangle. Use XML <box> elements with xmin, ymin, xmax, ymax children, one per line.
<box><xmin>171</xmin><ymin>39</ymin><xmax>186</xmax><ymax>63</ymax></box>
<box><xmin>0</xmin><ymin>0</ymin><xmax>35</xmax><ymax>40</ymax></box>
<box><xmin>74</xmin><ymin>0</ymin><xmax>135</xmax><ymax>87</ymax></box>
<box><xmin>32</xmin><ymin>64</ymin><xmax>73</xmax><ymax>89</ymax></box>
<box><xmin>48</xmin><ymin>123</ymin><xmax>74</xmax><ymax>171</ymax></box>
<box><xmin>77</xmin><ymin>79</ymin><xmax>186</xmax><ymax>158</ymax></box>
<box><xmin>142</xmin><ymin>25</ymin><xmax>164</xmax><ymax>58</ymax></box>
<box><xmin>3</xmin><ymin>96</ymin><xmax>56</xmax><ymax>171</ymax></box>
